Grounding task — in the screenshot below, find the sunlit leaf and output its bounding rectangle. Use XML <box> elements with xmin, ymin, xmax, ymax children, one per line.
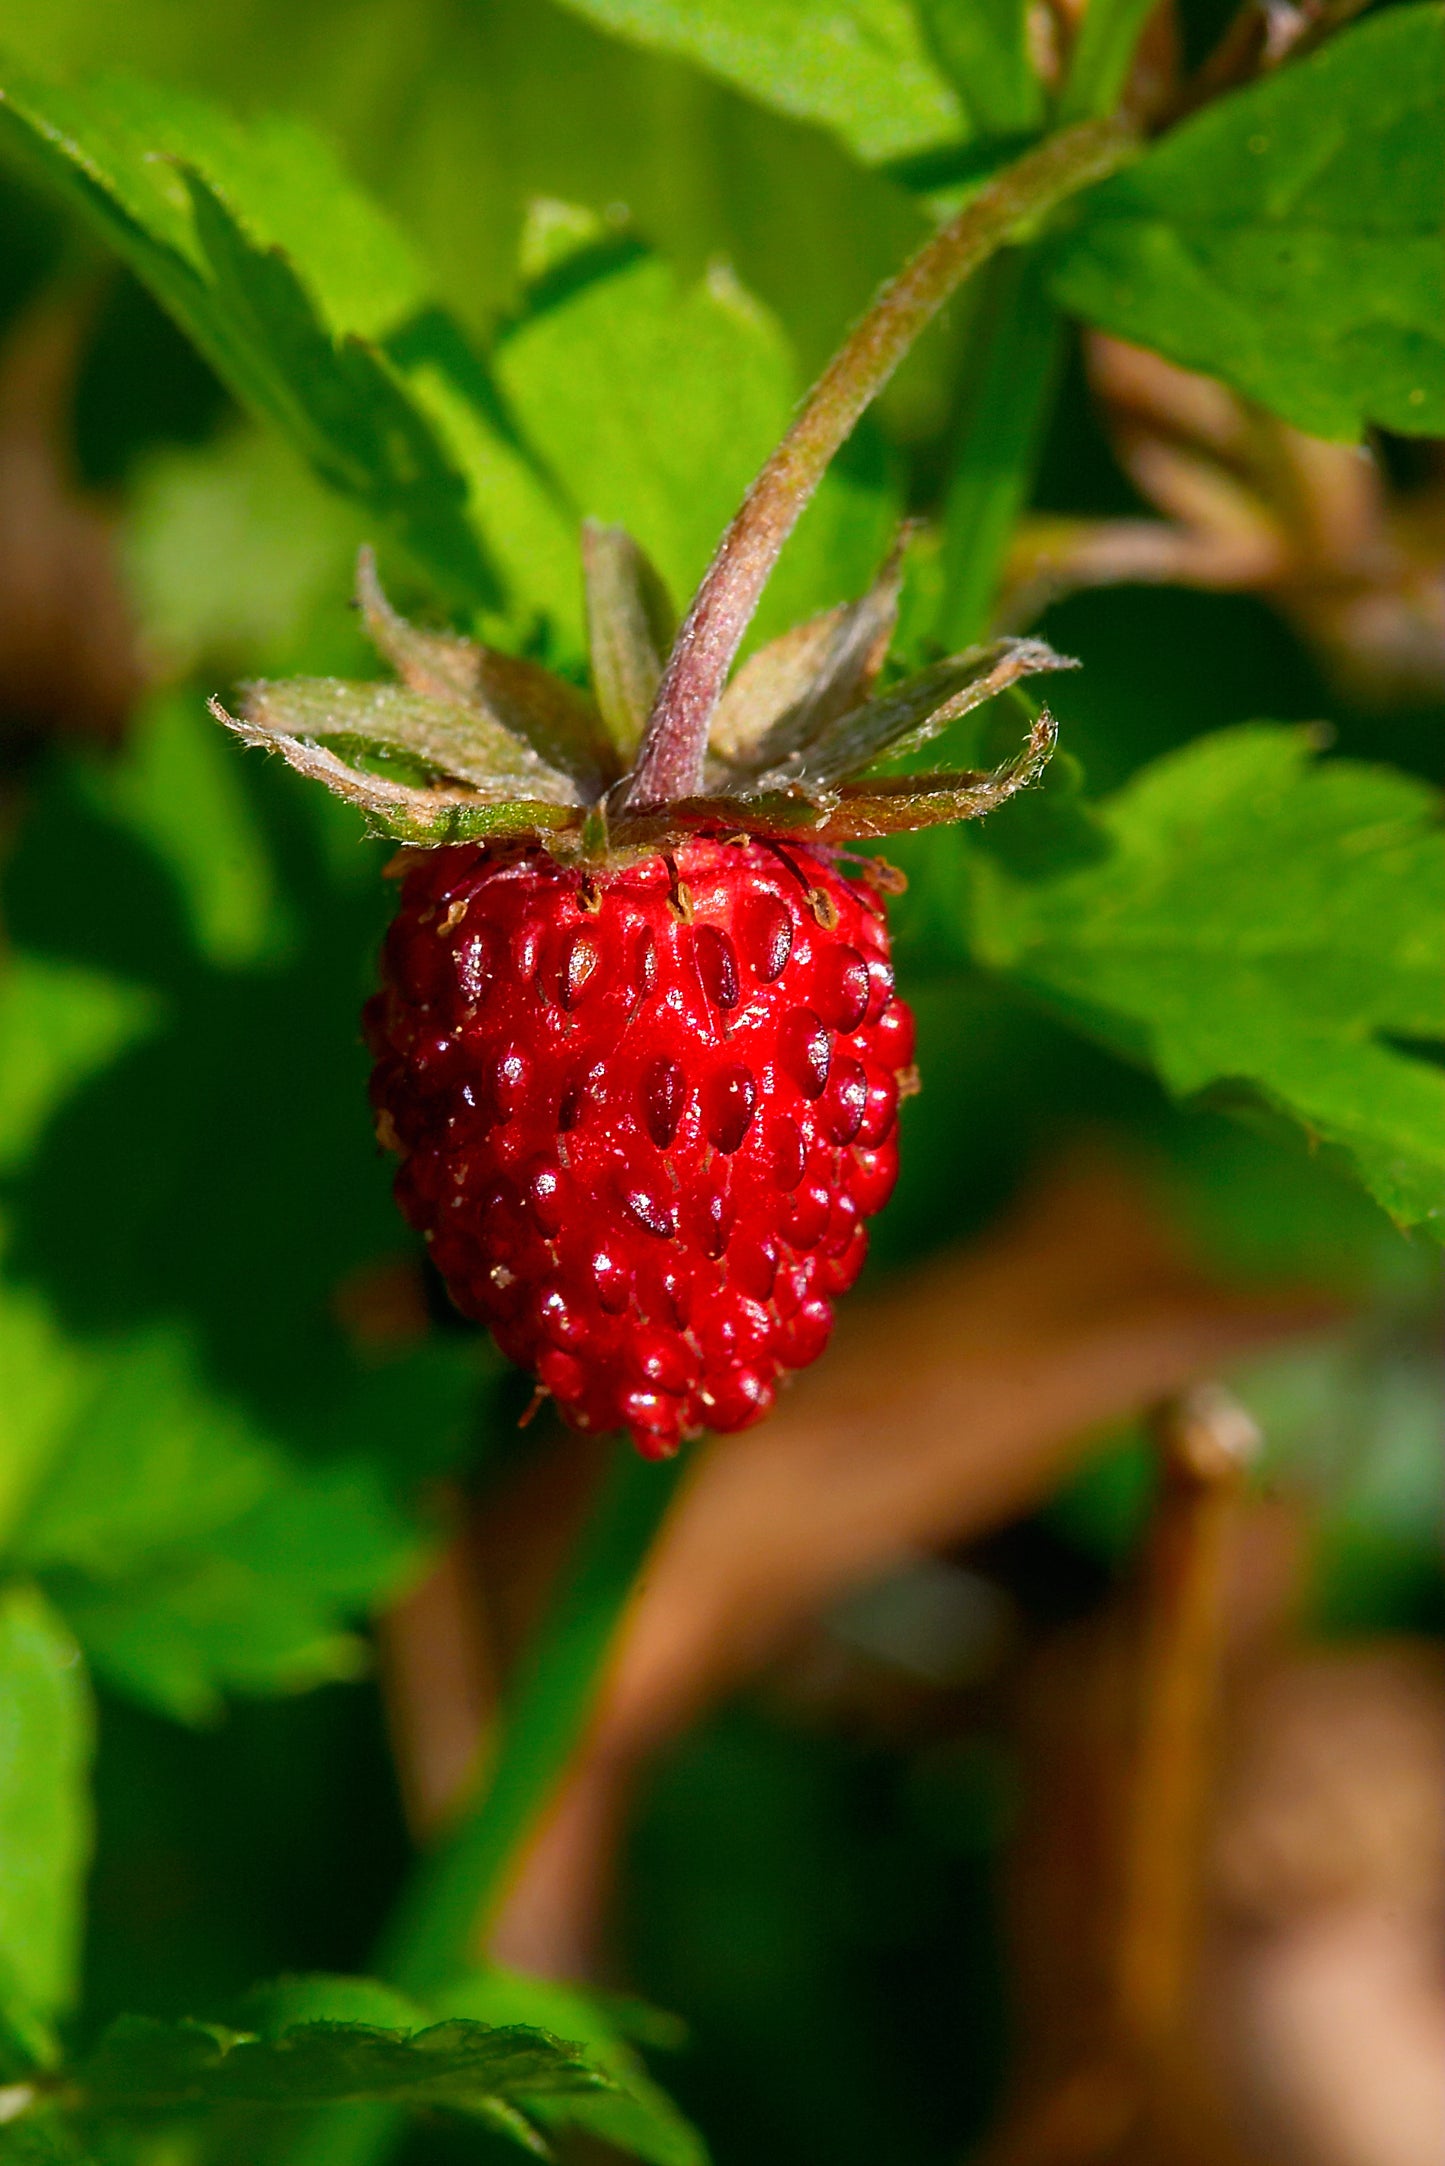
<box><xmin>550</xmin><ymin>0</ymin><xmax>966</xmax><ymax>165</ymax></box>
<box><xmin>1049</xmin><ymin>5</ymin><xmax>1445</xmax><ymax>438</ymax></box>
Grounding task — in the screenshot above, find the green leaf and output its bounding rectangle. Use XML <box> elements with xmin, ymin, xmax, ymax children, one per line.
<box><xmin>0</xmin><ymin>71</ymin><xmax>427</xmax><ymax>336</ymax></box>
<box><xmin>87</xmin><ymin>691</ymin><xmax>290</xmax><ymax>970</ymax></box>
<box><xmin>549</xmin><ymin>0</ymin><xmax>966</xmax><ymax>165</ymax></box>
<box><xmin>0</xmin><ymin>67</ymin><xmax>493</xmax><ymax>603</ymax></box>
<box><xmin>1048</xmin><ymin>6</ymin><xmax>1445</xmax><ymax>438</ymax></box>
<box><xmin>12</xmin><ymin>1325</ymin><xmax>290</xmax><ymax>1579</ymax></box>
<box><xmin>913</xmin><ymin>0</ymin><xmax>1045</xmax><ymax>136</ymax></box>
<box><xmin>0</xmin><ymin>963</ymin><xmax>158</xmax><ymax>1179</ymax></box>
<box><xmin>0</xmin><ymin>1301</ymin><xmax>461</xmax><ymax>1722</ymax></box>
<box><xmin>0</xmin><ymin>1584</ymin><xmax>92</xmax><ymax>2020</ymax></box>
<box><xmin>123</xmin><ymin>425</ymin><xmax>370</xmax><ymax>681</ymax></box>
<box><xmin>74</xmin><ymin>2012</ymin><xmax>607</xmax><ymax>2117</ymax></box>
<box><xmin>495</xmin><ymin>246</ymin><xmax>783</xmax><ymax>609</ymax></box>
<box><xmin>439</xmin><ymin>1970</ymin><xmax>706</xmax><ymax>2166</ymax></box>
<box><xmin>0</xmin><ymin>2114</ymin><xmax>92</xmax><ymax>2165</ymax></box>
<box><xmin>44</xmin><ymin>1448</ymin><xmax>423</xmax><ymax>1724</ymax></box>
<box><xmin>972</xmin><ymin>726</ymin><xmax>1445</xmax><ymax>1235</ymax></box>
<box><xmin>232</xmin><ymin>1978</ymin><xmax>428</xmax><ymax>2038</ymax></box>
<box><xmin>581</xmin><ymin>523</ymin><xmax>674</xmax><ymax>763</ymax></box>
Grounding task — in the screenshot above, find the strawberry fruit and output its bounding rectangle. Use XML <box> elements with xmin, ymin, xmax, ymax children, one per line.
<box><xmin>363</xmin><ymin>833</ymin><xmax>912</xmax><ymax>1455</ymax></box>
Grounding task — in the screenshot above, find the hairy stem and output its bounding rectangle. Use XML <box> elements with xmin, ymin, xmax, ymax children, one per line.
<box><xmin>621</xmin><ymin>116</ymin><xmax>1138</xmax><ymax>807</ymax></box>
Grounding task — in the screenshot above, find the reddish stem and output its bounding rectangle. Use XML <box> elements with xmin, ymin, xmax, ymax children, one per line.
<box><xmin>622</xmin><ymin>116</ymin><xmax>1137</xmax><ymax>808</ymax></box>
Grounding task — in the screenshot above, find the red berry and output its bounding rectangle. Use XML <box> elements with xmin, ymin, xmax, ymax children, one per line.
<box><xmin>365</xmin><ymin>838</ymin><xmax>910</xmax><ymax>1454</ymax></box>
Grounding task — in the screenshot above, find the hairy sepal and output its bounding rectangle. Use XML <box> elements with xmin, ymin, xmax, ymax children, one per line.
<box><xmin>212</xmin><ymin>696</ymin><xmax>582</xmax><ymax>846</ymax></box>
<box><xmin>357</xmin><ymin>551</ymin><xmax>615</xmax><ymax>798</ymax></box>
<box><xmin>705</xmin><ymin>544</ymin><xmax>903</xmax><ymax>783</ymax></box>
<box><xmin>755</xmin><ymin>636</ymin><xmax>1074</xmax><ymax>791</ymax></box>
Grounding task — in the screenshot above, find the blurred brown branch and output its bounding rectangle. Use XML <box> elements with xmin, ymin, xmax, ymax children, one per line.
<box><xmin>982</xmin><ymin>1385</ymin><xmax>1262</xmax><ymax>2166</ymax></box>
<box><xmin>1000</xmin><ymin>335</ymin><xmax>1445</xmax><ymax>707</ymax></box>
<box><xmin>0</xmin><ymin>282</ymin><xmax>143</xmax><ymax>785</ymax></box>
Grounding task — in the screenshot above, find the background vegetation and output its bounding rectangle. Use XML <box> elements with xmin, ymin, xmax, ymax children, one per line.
<box><xmin>0</xmin><ymin>4</ymin><xmax>1440</xmax><ymax>2165</ymax></box>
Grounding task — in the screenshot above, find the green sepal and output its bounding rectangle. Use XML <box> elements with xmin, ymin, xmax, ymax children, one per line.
<box><xmin>761</xmin><ymin>636</ymin><xmax>1072</xmax><ymax>790</ymax></box>
<box><xmin>357</xmin><ymin>551</ymin><xmax>616</xmax><ymax>797</ymax></box>
<box><xmin>581</xmin><ymin>522</ymin><xmax>674</xmax><ymax>763</ymax></box>
<box><xmin>212</xmin><ymin>695</ymin><xmax>582</xmax><ymax>845</ymax></box>
<box><xmin>705</xmin><ymin>544</ymin><xmax>902</xmax><ymax>782</ymax></box>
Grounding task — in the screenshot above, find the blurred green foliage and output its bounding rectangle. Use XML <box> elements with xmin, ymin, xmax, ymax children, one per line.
<box><xmin>0</xmin><ymin>4</ymin><xmax>1439</xmax><ymax>2165</ymax></box>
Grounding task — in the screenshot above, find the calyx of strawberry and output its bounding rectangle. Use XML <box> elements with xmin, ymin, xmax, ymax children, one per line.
<box><xmin>213</xmin><ymin>120</ymin><xmax>1133</xmax><ymax>858</ymax></box>
<box><xmin>215</xmin><ymin>540</ymin><xmax>1070</xmax><ymax>856</ymax></box>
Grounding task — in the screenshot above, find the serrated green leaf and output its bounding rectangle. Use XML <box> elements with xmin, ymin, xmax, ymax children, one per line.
<box><xmin>75</xmin><ymin>2012</ymin><xmax>607</xmax><ymax>2117</ymax></box>
<box><xmin>439</xmin><ymin>1970</ymin><xmax>706</xmax><ymax>2166</ymax></box>
<box><xmin>550</xmin><ymin>0</ymin><xmax>965</xmax><ymax>165</ymax></box>
<box><xmin>232</xmin><ymin>1977</ymin><xmax>427</xmax><ymax>2039</ymax></box>
<box><xmin>0</xmin><ymin>70</ymin><xmax>426</xmax><ymax>336</ymax></box>
<box><xmin>0</xmin><ymin>67</ymin><xmax>493</xmax><ymax>605</ymax></box>
<box><xmin>0</xmin><ymin>1585</ymin><xmax>92</xmax><ymax>2020</ymax></box>
<box><xmin>181</xmin><ymin>172</ymin><xmax>491</xmax><ymax>599</ymax></box>
<box><xmin>0</xmin><ymin>964</ymin><xmax>158</xmax><ymax>1179</ymax></box>
<box><xmin>973</xmin><ymin>726</ymin><xmax>1445</xmax><ymax>1234</ymax></box>
<box><xmin>1048</xmin><ymin>5</ymin><xmax>1445</xmax><ymax>438</ymax></box>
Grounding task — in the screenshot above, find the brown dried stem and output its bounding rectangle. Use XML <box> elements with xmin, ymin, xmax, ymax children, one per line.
<box><xmin>982</xmin><ymin>1383</ymin><xmax>1262</xmax><ymax>2166</ymax></box>
<box><xmin>1114</xmin><ymin>1386</ymin><xmax>1260</xmax><ymax>2056</ymax></box>
<box><xmin>621</xmin><ymin>118</ymin><xmax>1138</xmax><ymax>808</ymax></box>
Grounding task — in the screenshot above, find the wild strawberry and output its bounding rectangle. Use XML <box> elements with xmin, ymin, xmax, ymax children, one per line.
<box><xmin>219</xmin><ymin>358</ymin><xmax>1070</xmax><ymax>1450</ymax></box>
<box><xmin>362</xmin><ymin>834</ymin><xmax>912</xmax><ymax>1454</ymax></box>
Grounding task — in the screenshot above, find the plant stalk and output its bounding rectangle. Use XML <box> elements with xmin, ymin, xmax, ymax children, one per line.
<box><xmin>1057</xmin><ymin>0</ymin><xmax>1163</xmax><ymax>122</ymax></box>
<box><xmin>380</xmin><ymin>1439</ymin><xmax>686</xmax><ymax>1995</ymax></box>
<box><xmin>286</xmin><ymin>1438</ymin><xmax>687</xmax><ymax>2166</ymax></box>
<box><xmin>622</xmin><ymin>116</ymin><xmax>1138</xmax><ymax>808</ymax></box>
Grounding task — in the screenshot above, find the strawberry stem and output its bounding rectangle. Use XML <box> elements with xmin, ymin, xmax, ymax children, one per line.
<box><xmin>622</xmin><ymin>115</ymin><xmax>1138</xmax><ymax>808</ymax></box>
<box><xmin>380</xmin><ymin>1440</ymin><xmax>687</xmax><ymax>1998</ymax></box>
